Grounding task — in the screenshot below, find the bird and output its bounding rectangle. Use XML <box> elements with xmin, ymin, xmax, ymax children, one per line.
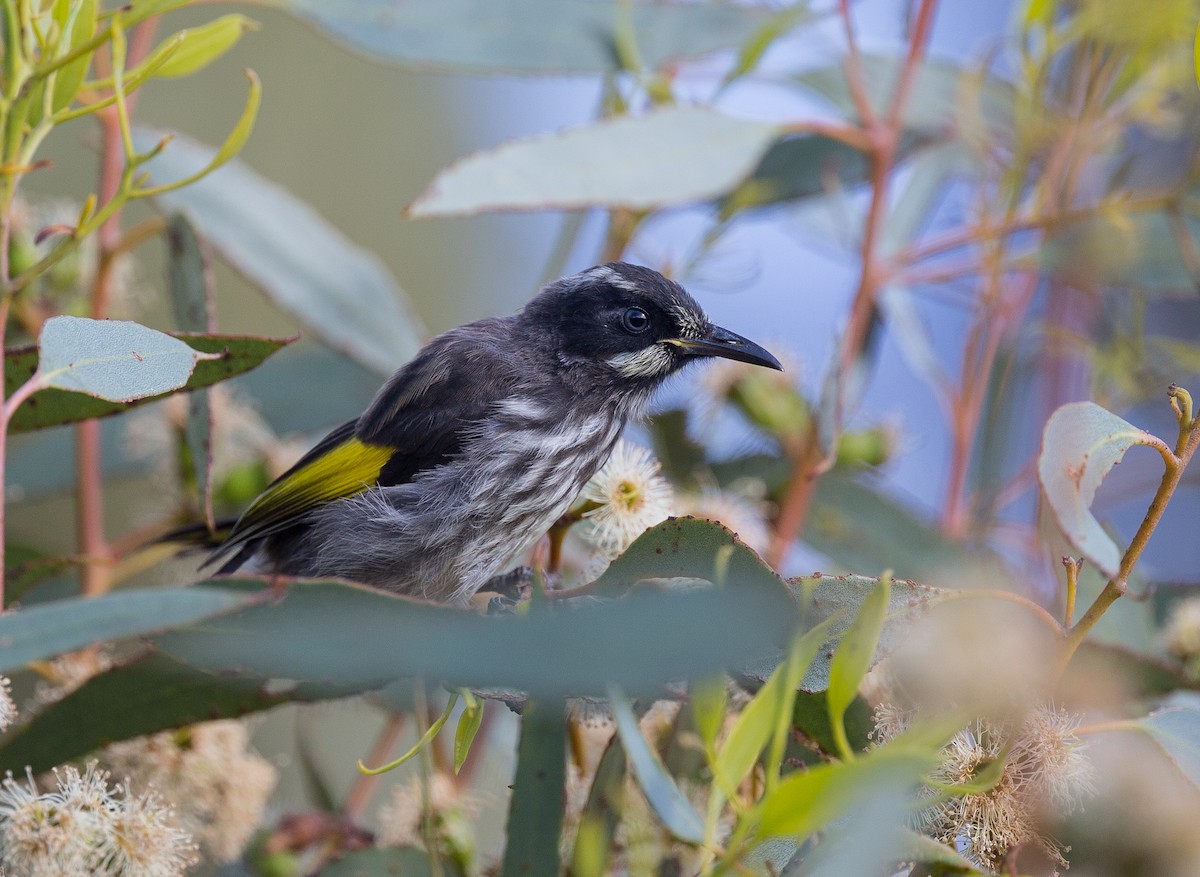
<box><xmin>205</xmin><ymin>262</ymin><xmax>782</xmax><ymax>604</ymax></box>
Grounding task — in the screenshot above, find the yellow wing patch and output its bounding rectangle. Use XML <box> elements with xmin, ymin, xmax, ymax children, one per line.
<box><xmin>234</xmin><ymin>437</ymin><xmax>394</xmax><ymax>539</ymax></box>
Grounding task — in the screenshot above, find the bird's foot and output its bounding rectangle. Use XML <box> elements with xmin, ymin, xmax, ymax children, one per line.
<box><xmin>480</xmin><ymin>566</ymin><xmax>545</xmax><ymax>614</ymax></box>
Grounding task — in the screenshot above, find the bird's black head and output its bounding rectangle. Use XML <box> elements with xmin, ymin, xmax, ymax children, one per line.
<box><xmin>522</xmin><ymin>263</ymin><xmax>781</xmax><ymax>395</ymax></box>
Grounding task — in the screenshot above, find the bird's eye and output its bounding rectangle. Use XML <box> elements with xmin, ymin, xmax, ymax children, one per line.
<box><xmin>621</xmin><ymin>306</ymin><xmax>651</xmax><ymax>334</ymax></box>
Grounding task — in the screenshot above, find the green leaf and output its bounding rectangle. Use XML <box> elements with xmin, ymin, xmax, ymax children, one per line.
<box><xmin>827</xmin><ymin>577</ymin><xmax>891</xmax><ymax>758</ymax></box>
<box><xmin>279</xmin><ymin>0</ymin><xmax>773</xmax><ymax>75</ymax></box>
<box><xmin>1038</xmin><ymin>401</ymin><xmax>1165</xmax><ymax>578</ymax></box>
<box><xmin>407</xmin><ymin>107</ymin><xmax>782</xmax><ymax>217</ymax></box>
<box><xmin>132</xmin><ymin>127</ymin><xmax>425</xmax><ymax>376</ymax></box>
<box><xmin>589</xmin><ymin>516</ymin><xmax>786</xmax><ymax>597</ymax></box>
<box><xmin>740</xmin><ymin>574</ymin><xmax>942</xmax><ymax>695</ymax></box>
<box><xmin>689</xmin><ymin>675</ymin><xmax>727</xmax><ymax>755</ymax></box>
<box><xmin>155</xmin><ymin>571</ymin><xmax>798</xmax><ymax>698</ymax></box>
<box><xmin>318</xmin><ymin>847</ymin><xmax>464</xmax><ymax>877</ymax></box>
<box><xmin>573</xmin><ymin>737</ymin><xmax>626</xmax><ymax>877</ymax></box>
<box><xmin>5</xmin><ymin>331</ymin><xmax>291</xmax><ymax>433</ymax></box>
<box><xmin>1138</xmin><ymin>694</ymin><xmax>1200</xmax><ymax>789</ymax></box>
<box><xmin>501</xmin><ymin>700</ymin><xmax>567</xmax><ymax>877</ymax></box>
<box><xmin>166</xmin><ymin>215</ymin><xmax>215</xmax><ymax>514</ymax></box>
<box><xmin>754</xmin><ymin>746</ymin><xmax>937</xmax><ymax>839</ymax></box>
<box><xmin>896</xmin><ymin>828</ymin><xmax>990</xmax><ymax>874</ymax></box>
<box><xmin>34</xmin><ymin>316</ymin><xmax>217</xmax><ymax>403</ymax></box>
<box><xmin>153</xmin><ymin>14</ymin><xmax>257</xmax><ymax>79</ymax></box>
<box><xmin>716</xmin><ymin>616</ymin><xmax>839</xmax><ymax>790</ymax></box>
<box><xmin>0</xmin><ymin>653</ymin><xmax>352</xmax><ymax>774</ymax></box>
<box><xmin>50</xmin><ymin>0</ymin><xmax>97</xmax><ymax>111</ymax></box>
<box><xmin>0</xmin><ymin>587</ymin><xmax>250</xmax><ymax>673</ymax></box>
<box><xmin>609</xmin><ymin>687</ymin><xmax>705</xmax><ymax>844</ymax></box>
<box><xmin>453</xmin><ymin>691</ymin><xmax>485</xmax><ymax>774</ymax></box>
<box><xmin>719</xmin><ymin>132</ymin><xmax>871</xmax><ymax>217</ymax></box>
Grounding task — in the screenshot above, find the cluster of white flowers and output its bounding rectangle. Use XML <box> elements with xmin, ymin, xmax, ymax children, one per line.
<box><xmin>873</xmin><ymin>702</ymin><xmax>1096</xmax><ymax>872</ymax></box>
<box><xmin>102</xmin><ymin>721</ymin><xmax>277</xmax><ymax>863</ymax></box>
<box><xmin>0</xmin><ymin>762</ymin><xmax>197</xmax><ymax>877</ymax></box>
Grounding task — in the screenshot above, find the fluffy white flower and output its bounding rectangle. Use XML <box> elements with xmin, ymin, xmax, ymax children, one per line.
<box><xmin>874</xmin><ymin>702</ymin><xmax>1095</xmax><ymax>872</ymax></box>
<box><xmin>579</xmin><ymin>440</ymin><xmax>674</xmax><ymax>557</ymax></box>
<box><xmin>0</xmin><ymin>761</ymin><xmax>197</xmax><ymax>877</ymax></box>
<box><xmin>103</xmin><ymin>720</ymin><xmax>276</xmax><ymax>863</ymax></box>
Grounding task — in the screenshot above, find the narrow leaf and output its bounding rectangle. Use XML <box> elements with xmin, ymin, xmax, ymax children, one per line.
<box><xmin>51</xmin><ymin>0</ymin><xmax>97</xmax><ymax>111</ymax></box>
<box><xmin>131</xmin><ymin>127</ymin><xmax>425</xmax><ymax>375</ymax></box>
<box><xmin>755</xmin><ymin>747</ymin><xmax>936</xmax><ymax>839</ymax></box>
<box><xmin>826</xmin><ymin>576</ymin><xmax>891</xmax><ymax>758</ymax></box>
<box><xmin>501</xmin><ymin>700</ymin><xmax>566</xmax><ymax>877</ymax></box>
<box><xmin>1038</xmin><ymin>401</ymin><xmax>1166</xmax><ymax>577</ymax></box>
<box><xmin>717</xmin><ymin>615</ymin><xmax>839</xmax><ymax>790</ymax></box>
<box><xmin>453</xmin><ymin>691</ymin><xmax>485</xmax><ymax>774</ymax></box>
<box><xmin>153</xmin><ymin>15</ymin><xmax>257</xmax><ymax>79</ymax></box>
<box><xmin>166</xmin><ymin>215</ymin><xmax>216</xmax><ymax>525</ymax></box>
<box><xmin>0</xmin><ymin>587</ymin><xmax>250</xmax><ymax>673</ymax></box>
<box><xmin>609</xmin><ymin>687</ymin><xmax>705</xmax><ymax>844</ymax></box>
<box><xmin>0</xmin><ymin>653</ymin><xmax>352</xmax><ymax>774</ymax></box>
<box><xmin>407</xmin><ymin>107</ymin><xmax>782</xmax><ymax>217</ymax></box>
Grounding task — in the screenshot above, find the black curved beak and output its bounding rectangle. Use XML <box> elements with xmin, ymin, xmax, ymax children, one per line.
<box><xmin>674</xmin><ymin>325</ymin><xmax>782</xmax><ymax>371</ymax></box>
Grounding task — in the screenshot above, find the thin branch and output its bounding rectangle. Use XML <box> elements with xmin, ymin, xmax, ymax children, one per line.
<box><xmin>1057</xmin><ymin>408</ymin><xmax>1200</xmax><ymax>676</ymax></box>
<box><xmin>836</xmin><ymin>0</ymin><xmax>879</xmax><ymax>129</ymax></box>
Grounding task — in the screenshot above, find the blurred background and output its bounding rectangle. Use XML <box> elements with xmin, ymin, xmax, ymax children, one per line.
<box><xmin>8</xmin><ymin>0</ymin><xmax>1200</xmax><ymax>871</ymax></box>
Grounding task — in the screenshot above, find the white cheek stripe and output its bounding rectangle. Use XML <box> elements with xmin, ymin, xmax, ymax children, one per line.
<box><xmin>607</xmin><ymin>344</ymin><xmax>674</xmax><ymax>378</ymax></box>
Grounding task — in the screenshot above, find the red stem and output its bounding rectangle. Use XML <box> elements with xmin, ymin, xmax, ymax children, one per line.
<box><xmin>767</xmin><ymin>0</ymin><xmax>940</xmax><ymax>565</ymax></box>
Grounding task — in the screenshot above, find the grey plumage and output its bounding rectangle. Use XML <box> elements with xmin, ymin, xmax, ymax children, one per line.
<box><xmin>216</xmin><ymin>262</ymin><xmax>781</xmax><ymax>604</ymax></box>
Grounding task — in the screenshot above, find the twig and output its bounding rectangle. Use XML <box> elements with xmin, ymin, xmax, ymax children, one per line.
<box><xmin>1061</xmin><ymin>556</ymin><xmax>1081</xmax><ymax>628</ymax></box>
<box><xmin>1056</xmin><ymin>397</ymin><xmax>1200</xmax><ymax>676</ymax></box>
<box><xmin>768</xmin><ymin>0</ymin><xmax>939</xmax><ymax>564</ymax></box>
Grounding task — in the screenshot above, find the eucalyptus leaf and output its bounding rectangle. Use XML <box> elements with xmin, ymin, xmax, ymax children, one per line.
<box><xmin>50</xmin><ymin>0</ymin><xmax>97</xmax><ymax>112</ymax></box>
<box><xmin>35</xmin><ymin>316</ymin><xmax>217</xmax><ymax>403</ymax></box>
<box><xmin>5</xmin><ymin>332</ymin><xmax>290</xmax><ymax>433</ymax></box>
<box><xmin>153</xmin><ymin>14</ymin><xmax>257</xmax><ymax>79</ymax></box>
<box><xmin>501</xmin><ymin>700</ymin><xmax>566</xmax><ymax>877</ymax></box>
<box><xmin>132</xmin><ymin>128</ymin><xmax>425</xmax><ymax>376</ymax></box>
<box><xmin>0</xmin><ymin>587</ymin><xmax>250</xmax><ymax>673</ymax></box>
<box><xmin>1138</xmin><ymin>696</ymin><xmax>1200</xmax><ymax>789</ymax></box>
<box><xmin>1037</xmin><ymin>401</ymin><xmax>1165</xmax><ymax>578</ymax></box>
<box><xmin>754</xmin><ymin>747</ymin><xmax>936</xmax><ymax>839</ymax></box>
<box><xmin>407</xmin><ymin>107</ymin><xmax>782</xmax><ymax>217</ymax></box>
<box><xmin>279</xmin><ymin>0</ymin><xmax>775</xmax><ymax>76</ymax></box>
<box><xmin>739</xmin><ymin>574</ymin><xmax>942</xmax><ymax>694</ymax></box>
<box><xmin>155</xmin><ymin>569</ymin><xmax>798</xmax><ymax>698</ymax></box>
<box><xmin>610</xmin><ymin>687</ymin><xmax>705</xmax><ymax>844</ymax></box>
<box><xmin>826</xmin><ymin>576</ymin><xmax>891</xmax><ymax>756</ymax></box>
<box><xmin>0</xmin><ymin>653</ymin><xmax>352</xmax><ymax>774</ymax></box>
